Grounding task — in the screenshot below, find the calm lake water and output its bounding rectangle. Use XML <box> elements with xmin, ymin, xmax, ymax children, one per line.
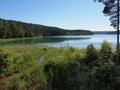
<box><xmin>0</xmin><ymin>34</ymin><xmax>118</xmax><ymax>48</ymax></box>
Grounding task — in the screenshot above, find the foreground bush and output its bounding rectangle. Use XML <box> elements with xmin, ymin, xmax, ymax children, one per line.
<box><xmin>0</xmin><ymin>46</ymin><xmax>48</xmax><ymax>90</ymax></box>
<box><xmin>0</xmin><ymin>49</ymin><xmax>12</xmax><ymax>77</ymax></box>
<box><xmin>44</xmin><ymin>41</ymin><xmax>120</xmax><ymax>90</ymax></box>
<box><xmin>5</xmin><ymin>65</ymin><xmax>47</xmax><ymax>90</ymax></box>
<box><xmin>0</xmin><ymin>41</ymin><xmax>120</xmax><ymax>90</ymax></box>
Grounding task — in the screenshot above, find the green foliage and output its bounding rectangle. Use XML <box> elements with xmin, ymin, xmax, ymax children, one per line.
<box><xmin>5</xmin><ymin>65</ymin><xmax>47</xmax><ymax>90</ymax></box>
<box><xmin>113</xmin><ymin>46</ymin><xmax>120</xmax><ymax>63</ymax></box>
<box><xmin>44</xmin><ymin>47</ymin><xmax>87</xmax><ymax>90</ymax></box>
<box><xmin>99</xmin><ymin>40</ymin><xmax>113</xmax><ymax>61</ymax></box>
<box><xmin>94</xmin><ymin>0</ymin><xmax>118</xmax><ymax>28</ymax></box>
<box><xmin>45</xmin><ymin>60</ymin><xmax>82</xmax><ymax>90</ymax></box>
<box><xmin>0</xmin><ymin>49</ymin><xmax>12</xmax><ymax>76</ymax></box>
<box><xmin>28</xmin><ymin>65</ymin><xmax>47</xmax><ymax>89</ymax></box>
<box><xmin>93</xmin><ymin>61</ymin><xmax>116</xmax><ymax>90</ymax></box>
<box><xmin>1</xmin><ymin>42</ymin><xmax>120</xmax><ymax>90</ymax></box>
<box><xmin>0</xmin><ymin>18</ymin><xmax>92</xmax><ymax>38</ymax></box>
<box><xmin>0</xmin><ymin>46</ymin><xmax>47</xmax><ymax>77</ymax></box>
<box><xmin>85</xmin><ymin>44</ymin><xmax>98</xmax><ymax>65</ymax></box>
<box><xmin>44</xmin><ymin>42</ymin><xmax>120</xmax><ymax>90</ymax></box>
<box><xmin>113</xmin><ymin>65</ymin><xmax>120</xmax><ymax>89</ymax></box>
<box><xmin>0</xmin><ymin>46</ymin><xmax>49</xmax><ymax>90</ymax></box>
<box><xmin>5</xmin><ymin>76</ymin><xmax>26</xmax><ymax>90</ymax></box>
<box><xmin>66</xmin><ymin>30</ymin><xmax>93</xmax><ymax>35</ymax></box>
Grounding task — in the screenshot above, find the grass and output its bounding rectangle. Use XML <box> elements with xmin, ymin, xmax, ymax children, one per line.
<box><xmin>0</xmin><ymin>41</ymin><xmax>118</xmax><ymax>90</ymax></box>
<box><xmin>4</xmin><ymin>65</ymin><xmax>47</xmax><ymax>90</ymax></box>
<box><xmin>0</xmin><ymin>45</ymin><xmax>81</xmax><ymax>89</ymax></box>
<box><xmin>0</xmin><ymin>36</ymin><xmax>43</xmax><ymax>43</ymax></box>
<box><xmin>0</xmin><ymin>45</ymin><xmax>49</xmax><ymax>90</ymax></box>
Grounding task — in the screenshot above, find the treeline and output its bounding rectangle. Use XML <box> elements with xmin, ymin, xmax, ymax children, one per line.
<box><xmin>93</xmin><ymin>31</ymin><xmax>117</xmax><ymax>34</ymax></box>
<box><xmin>0</xmin><ymin>18</ymin><xmax>92</xmax><ymax>38</ymax></box>
<box><xmin>67</xmin><ymin>30</ymin><xmax>93</xmax><ymax>35</ymax></box>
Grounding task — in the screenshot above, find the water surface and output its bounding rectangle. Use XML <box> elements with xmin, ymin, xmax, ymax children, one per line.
<box><xmin>0</xmin><ymin>34</ymin><xmax>118</xmax><ymax>48</ymax></box>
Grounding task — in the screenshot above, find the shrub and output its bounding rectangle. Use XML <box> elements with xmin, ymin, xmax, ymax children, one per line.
<box><xmin>85</xmin><ymin>44</ymin><xmax>98</xmax><ymax>65</ymax></box>
<box><xmin>0</xmin><ymin>49</ymin><xmax>12</xmax><ymax>76</ymax></box>
<box><xmin>5</xmin><ymin>76</ymin><xmax>26</xmax><ymax>90</ymax></box>
<box><xmin>99</xmin><ymin>40</ymin><xmax>113</xmax><ymax>62</ymax></box>
<box><xmin>93</xmin><ymin>61</ymin><xmax>117</xmax><ymax>90</ymax></box>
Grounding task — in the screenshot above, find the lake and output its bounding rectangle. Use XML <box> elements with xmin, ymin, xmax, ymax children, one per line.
<box><xmin>0</xmin><ymin>34</ymin><xmax>118</xmax><ymax>48</ymax></box>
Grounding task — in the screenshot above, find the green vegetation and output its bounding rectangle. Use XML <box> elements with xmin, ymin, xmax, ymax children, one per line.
<box><xmin>94</xmin><ymin>0</ymin><xmax>120</xmax><ymax>57</ymax></box>
<box><xmin>67</xmin><ymin>30</ymin><xmax>93</xmax><ymax>35</ymax></box>
<box><xmin>44</xmin><ymin>41</ymin><xmax>120</xmax><ymax>90</ymax></box>
<box><xmin>0</xmin><ymin>46</ymin><xmax>48</xmax><ymax>90</ymax></box>
<box><xmin>93</xmin><ymin>31</ymin><xmax>117</xmax><ymax>34</ymax></box>
<box><xmin>5</xmin><ymin>65</ymin><xmax>46</xmax><ymax>90</ymax></box>
<box><xmin>0</xmin><ymin>41</ymin><xmax>120</xmax><ymax>90</ymax></box>
<box><xmin>0</xmin><ymin>18</ymin><xmax>92</xmax><ymax>38</ymax></box>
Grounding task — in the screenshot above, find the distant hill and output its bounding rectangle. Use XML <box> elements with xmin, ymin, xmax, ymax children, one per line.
<box><xmin>66</xmin><ymin>30</ymin><xmax>93</xmax><ymax>35</ymax></box>
<box><xmin>0</xmin><ymin>18</ymin><xmax>92</xmax><ymax>38</ymax></box>
<box><xmin>93</xmin><ymin>31</ymin><xmax>117</xmax><ymax>34</ymax></box>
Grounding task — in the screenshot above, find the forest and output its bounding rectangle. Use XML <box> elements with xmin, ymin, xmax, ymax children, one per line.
<box><xmin>0</xmin><ymin>18</ymin><xmax>92</xmax><ymax>38</ymax></box>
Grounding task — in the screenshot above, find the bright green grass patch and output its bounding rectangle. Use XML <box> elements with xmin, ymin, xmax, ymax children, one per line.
<box><xmin>0</xmin><ymin>45</ymin><xmax>48</xmax><ymax>76</ymax></box>
<box><xmin>5</xmin><ymin>65</ymin><xmax>47</xmax><ymax>90</ymax></box>
<box><xmin>0</xmin><ymin>45</ymin><xmax>49</xmax><ymax>89</ymax></box>
<box><xmin>0</xmin><ymin>36</ymin><xmax>43</xmax><ymax>43</ymax></box>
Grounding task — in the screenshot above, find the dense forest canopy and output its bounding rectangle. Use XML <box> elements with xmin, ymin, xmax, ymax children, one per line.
<box><xmin>0</xmin><ymin>18</ymin><xmax>92</xmax><ymax>38</ymax></box>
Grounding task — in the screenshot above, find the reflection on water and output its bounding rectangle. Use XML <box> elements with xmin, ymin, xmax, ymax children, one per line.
<box><xmin>0</xmin><ymin>36</ymin><xmax>90</xmax><ymax>45</ymax></box>
<box><xmin>0</xmin><ymin>34</ymin><xmax>118</xmax><ymax>48</ymax></box>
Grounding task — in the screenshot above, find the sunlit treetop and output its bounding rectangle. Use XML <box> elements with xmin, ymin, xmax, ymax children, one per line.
<box><xmin>94</xmin><ymin>0</ymin><xmax>120</xmax><ymax>28</ymax></box>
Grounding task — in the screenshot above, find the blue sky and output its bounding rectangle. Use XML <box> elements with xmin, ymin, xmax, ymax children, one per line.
<box><xmin>0</xmin><ymin>0</ymin><xmax>115</xmax><ymax>31</ymax></box>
